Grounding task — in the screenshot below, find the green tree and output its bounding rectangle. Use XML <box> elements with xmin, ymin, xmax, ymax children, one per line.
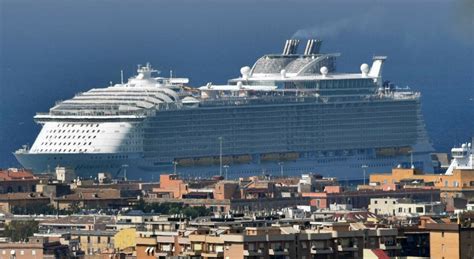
<box><xmin>11</xmin><ymin>204</ymin><xmax>58</xmax><ymax>215</ymax></box>
<box><xmin>4</xmin><ymin>220</ymin><xmax>39</xmax><ymax>242</ymax></box>
<box><xmin>69</xmin><ymin>201</ymin><xmax>81</xmax><ymax>214</ymax></box>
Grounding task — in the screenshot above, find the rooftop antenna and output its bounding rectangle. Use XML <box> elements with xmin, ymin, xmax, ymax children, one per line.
<box><xmin>120</xmin><ymin>70</ymin><xmax>124</xmax><ymax>84</ymax></box>
<box><xmin>218</xmin><ymin>137</ymin><xmax>223</xmax><ymax>176</ymax></box>
<box><xmin>170</xmin><ymin>70</ymin><xmax>173</xmax><ymax>79</ymax></box>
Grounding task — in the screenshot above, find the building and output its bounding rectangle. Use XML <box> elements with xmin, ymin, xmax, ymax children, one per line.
<box><xmin>0</xmin><ymin>236</ymin><xmax>71</xmax><ymax>259</ymax></box>
<box><xmin>369</xmin><ymin>197</ymin><xmax>444</xmax><ymax>216</ymax></box>
<box><xmin>53</xmin><ymin>188</ymin><xmax>128</xmax><ymax>210</ymax></box>
<box><xmin>397</xmin><ymin>225</ymin><xmax>430</xmax><ymax>257</ymax></box>
<box><xmin>0</xmin><ymin>193</ymin><xmax>50</xmax><ymax>213</ymax></box>
<box><xmin>55</xmin><ymin>167</ymin><xmax>76</xmax><ymax>184</ymax></box>
<box><xmin>0</xmin><ymin>168</ymin><xmax>39</xmax><ymax>194</ymax></box>
<box><xmin>371</xmin><ymin>167</ymin><xmax>474</xmax><ymax>200</ymax></box>
<box><xmin>73</xmin><ymin>230</ymin><xmax>116</xmax><ymax>256</ymax></box>
<box><xmin>38</xmin><ymin>215</ymin><xmax>114</xmax><ymax>233</ymax></box>
<box><xmin>426</xmin><ymin>212</ymin><xmax>474</xmax><ymax>259</ymax></box>
<box><xmin>302</xmin><ymin>186</ymin><xmax>440</xmax><ymax>209</ymax></box>
<box><xmin>113</xmin><ymin>228</ymin><xmax>136</xmax><ymax>252</ymax></box>
<box><xmin>180</xmin><ymin>224</ymin><xmax>366</xmax><ymax>259</ymax></box>
<box><xmin>136</xmin><ymin>232</ymin><xmax>189</xmax><ymax>258</ymax></box>
<box><xmin>371</xmin><ymin>142</ymin><xmax>474</xmax><ymax>201</ymax></box>
<box><xmin>152</xmin><ymin>174</ymin><xmax>189</xmax><ymax>198</ymax></box>
<box><xmin>36</xmin><ymin>182</ymin><xmax>72</xmax><ymax>198</ymax></box>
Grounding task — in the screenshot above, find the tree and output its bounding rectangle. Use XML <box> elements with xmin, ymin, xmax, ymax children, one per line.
<box><xmin>4</xmin><ymin>220</ymin><xmax>39</xmax><ymax>242</ymax></box>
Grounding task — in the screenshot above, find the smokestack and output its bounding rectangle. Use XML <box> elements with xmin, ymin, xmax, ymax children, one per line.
<box><xmin>304</xmin><ymin>39</ymin><xmax>322</xmax><ymax>55</ymax></box>
<box><xmin>282</xmin><ymin>40</ymin><xmax>292</xmax><ymax>55</ymax></box>
<box><xmin>282</xmin><ymin>39</ymin><xmax>300</xmax><ymax>55</ymax></box>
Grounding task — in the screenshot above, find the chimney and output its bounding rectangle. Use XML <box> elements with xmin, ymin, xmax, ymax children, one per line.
<box><xmin>282</xmin><ymin>39</ymin><xmax>300</xmax><ymax>55</ymax></box>
<box><xmin>282</xmin><ymin>40</ymin><xmax>292</xmax><ymax>55</ymax></box>
<box><xmin>304</xmin><ymin>39</ymin><xmax>322</xmax><ymax>55</ymax></box>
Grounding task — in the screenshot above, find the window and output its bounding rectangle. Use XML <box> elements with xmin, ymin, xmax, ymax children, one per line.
<box><xmin>248</xmin><ymin>243</ymin><xmax>255</xmax><ymax>251</ymax></box>
<box><xmin>441</xmin><ymin>231</ymin><xmax>444</xmax><ymax>237</ymax></box>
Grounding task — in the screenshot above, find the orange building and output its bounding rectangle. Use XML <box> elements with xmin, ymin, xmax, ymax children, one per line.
<box><xmin>152</xmin><ymin>174</ymin><xmax>189</xmax><ymax>198</ymax></box>
<box><xmin>213</xmin><ymin>181</ymin><xmax>240</xmax><ymax>200</ymax></box>
<box><xmin>370</xmin><ymin>168</ymin><xmax>474</xmax><ymax>200</ymax></box>
<box><xmin>0</xmin><ymin>168</ymin><xmax>39</xmax><ymax>194</ymax></box>
<box><xmin>425</xmin><ymin>212</ymin><xmax>474</xmax><ymax>259</ymax></box>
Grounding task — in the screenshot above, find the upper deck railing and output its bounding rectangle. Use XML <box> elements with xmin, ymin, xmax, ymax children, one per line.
<box><xmin>35</xmin><ymin>88</ymin><xmax>419</xmax><ymax>118</ymax></box>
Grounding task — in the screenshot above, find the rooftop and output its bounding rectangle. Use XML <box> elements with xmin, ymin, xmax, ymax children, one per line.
<box><xmin>0</xmin><ymin>168</ymin><xmax>37</xmax><ymax>181</ymax></box>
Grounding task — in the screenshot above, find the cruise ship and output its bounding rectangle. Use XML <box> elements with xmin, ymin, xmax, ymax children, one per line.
<box><xmin>15</xmin><ymin>39</ymin><xmax>434</xmax><ymax>179</ymax></box>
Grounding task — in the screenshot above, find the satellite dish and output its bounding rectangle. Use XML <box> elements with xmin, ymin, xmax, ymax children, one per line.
<box><xmin>240</xmin><ymin>66</ymin><xmax>251</xmax><ymax>80</ymax></box>
<box><xmin>320</xmin><ymin>66</ymin><xmax>328</xmax><ymax>77</ymax></box>
<box><xmin>360</xmin><ymin>63</ymin><xmax>369</xmax><ymax>76</ymax></box>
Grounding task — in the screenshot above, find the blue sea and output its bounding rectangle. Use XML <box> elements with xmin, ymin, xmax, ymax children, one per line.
<box><xmin>0</xmin><ymin>0</ymin><xmax>473</xmax><ymax>167</ymax></box>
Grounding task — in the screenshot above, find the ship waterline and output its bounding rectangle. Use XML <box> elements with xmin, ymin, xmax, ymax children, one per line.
<box><xmin>15</xmin><ymin>39</ymin><xmax>434</xmax><ymax>179</ymax></box>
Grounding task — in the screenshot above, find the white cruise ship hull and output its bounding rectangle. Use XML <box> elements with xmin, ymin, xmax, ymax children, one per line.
<box><xmin>14</xmin><ymin>152</ymin><xmax>142</xmax><ymax>177</ymax></box>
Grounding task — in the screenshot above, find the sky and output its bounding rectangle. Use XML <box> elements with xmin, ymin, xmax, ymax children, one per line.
<box><xmin>0</xmin><ymin>0</ymin><xmax>473</xmax><ymax>167</ymax></box>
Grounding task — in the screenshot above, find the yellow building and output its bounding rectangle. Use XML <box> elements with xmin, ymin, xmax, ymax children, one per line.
<box><xmin>114</xmin><ymin>228</ymin><xmax>136</xmax><ymax>252</ymax></box>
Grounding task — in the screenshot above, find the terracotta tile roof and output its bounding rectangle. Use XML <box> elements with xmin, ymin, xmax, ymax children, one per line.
<box><xmin>55</xmin><ymin>189</ymin><xmax>123</xmax><ymax>201</ymax></box>
<box><xmin>0</xmin><ymin>168</ymin><xmax>37</xmax><ymax>181</ymax></box>
<box><xmin>371</xmin><ymin>249</ymin><xmax>390</xmax><ymax>259</ymax></box>
<box><xmin>0</xmin><ymin>192</ymin><xmax>49</xmax><ymax>200</ymax></box>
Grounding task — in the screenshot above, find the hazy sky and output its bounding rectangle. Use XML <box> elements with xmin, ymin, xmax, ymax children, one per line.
<box><xmin>0</xmin><ymin>0</ymin><xmax>473</xmax><ymax>166</ymax></box>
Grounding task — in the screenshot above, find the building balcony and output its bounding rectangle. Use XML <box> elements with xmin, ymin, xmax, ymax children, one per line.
<box><xmin>183</xmin><ymin>250</ymin><xmax>201</xmax><ymax>256</ymax></box>
<box><xmin>380</xmin><ymin>243</ymin><xmax>402</xmax><ymax>250</ymax></box>
<box><xmin>337</xmin><ymin>245</ymin><xmax>359</xmax><ymax>252</ymax></box>
<box><xmin>310</xmin><ymin>246</ymin><xmax>333</xmax><ymax>254</ymax></box>
<box><xmin>243</xmin><ymin>249</ymin><xmax>263</xmax><ymax>256</ymax></box>
<box><xmin>269</xmin><ymin>248</ymin><xmax>289</xmax><ymax>256</ymax></box>
<box><xmin>201</xmin><ymin>251</ymin><xmax>224</xmax><ymax>258</ymax></box>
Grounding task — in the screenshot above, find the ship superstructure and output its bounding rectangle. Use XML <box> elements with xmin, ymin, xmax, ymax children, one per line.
<box><xmin>445</xmin><ymin>141</ymin><xmax>473</xmax><ymax>175</ymax></box>
<box><xmin>15</xmin><ymin>40</ymin><xmax>434</xmax><ymax>179</ymax></box>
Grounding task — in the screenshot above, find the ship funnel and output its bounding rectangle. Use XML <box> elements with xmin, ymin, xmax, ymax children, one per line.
<box><xmin>282</xmin><ymin>39</ymin><xmax>300</xmax><ymax>55</ymax></box>
<box><xmin>368</xmin><ymin>56</ymin><xmax>387</xmax><ymax>78</ymax></box>
<box><xmin>304</xmin><ymin>39</ymin><xmax>322</xmax><ymax>55</ymax></box>
<box><xmin>368</xmin><ymin>56</ymin><xmax>387</xmax><ymax>87</ymax></box>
